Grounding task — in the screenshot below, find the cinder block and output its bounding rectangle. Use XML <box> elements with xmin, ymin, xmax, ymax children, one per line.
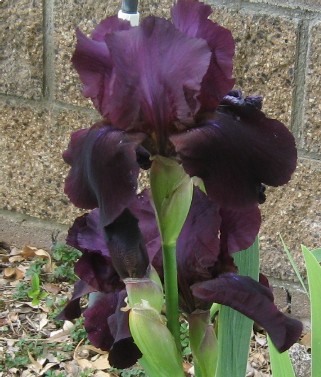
<box><xmin>247</xmin><ymin>0</ymin><xmax>321</xmax><ymax>11</ymax></box>
<box><xmin>54</xmin><ymin>0</ymin><xmax>174</xmax><ymax>107</ymax></box>
<box><xmin>210</xmin><ymin>7</ymin><xmax>297</xmax><ymax>125</ymax></box>
<box><xmin>290</xmin><ymin>288</ymin><xmax>311</xmax><ymax>320</ymax></box>
<box><xmin>0</xmin><ymin>210</ymin><xmax>67</xmax><ymax>250</ymax></box>
<box><xmin>259</xmin><ymin>159</ymin><xmax>321</xmax><ymax>281</ymax></box>
<box><xmin>304</xmin><ymin>22</ymin><xmax>321</xmax><ymax>154</ymax></box>
<box><xmin>0</xmin><ymin>0</ymin><xmax>43</xmax><ymax>99</ymax></box>
<box><xmin>0</xmin><ymin>101</ymin><xmax>96</xmax><ymax>224</ymax></box>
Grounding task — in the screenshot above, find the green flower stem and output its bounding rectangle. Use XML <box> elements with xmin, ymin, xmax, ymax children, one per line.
<box><xmin>162</xmin><ymin>242</ymin><xmax>181</xmax><ymax>354</ymax></box>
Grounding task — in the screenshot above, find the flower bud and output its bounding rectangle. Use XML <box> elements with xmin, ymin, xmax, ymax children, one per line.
<box><xmin>129</xmin><ymin>303</ymin><xmax>185</xmax><ymax>377</ymax></box>
<box><xmin>150</xmin><ymin>155</ymin><xmax>193</xmax><ymax>246</ymax></box>
<box><xmin>188</xmin><ymin>310</ymin><xmax>218</xmax><ymax>377</ymax></box>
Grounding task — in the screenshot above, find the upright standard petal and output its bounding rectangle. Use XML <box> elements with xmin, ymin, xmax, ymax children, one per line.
<box><xmin>171</xmin><ymin>101</ymin><xmax>297</xmax><ymax>207</ymax></box>
<box><xmin>63</xmin><ymin>122</ymin><xmax>145</xmax><ymax>226</ymax></box>
<box><xmin>72</xmin><ymin>16</ymin><xmax>131</xmax><ymax>115</ymax></box>
<box><xmin>104</xmin><ymin>16</ymin><xmax>211</xmax><ymax>151</ymax></box>
<box><xmin>171</xmin><ymin>0</ymin><xmax>235</xmax><ymax>110</ymax></box>
<box><xmin>192</xmin><ymin>273</ymin><xmax>303</xmax><ymax>352</ymax></box>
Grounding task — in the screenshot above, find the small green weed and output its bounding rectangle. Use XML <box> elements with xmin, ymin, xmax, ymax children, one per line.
<box><xmin>70</xmin><ymin>317</ymin><xmax>88</xmax><ymax>343</ymax></box>
<box><xmin>3</xmin><ymin>339</ymin><xmax>45</xmax><ymax>370</ymax></box>
<box><xmin>79</xmin><ymin>369</ymin><xmax>94</xmax><ymax>377</ymax></box>
<box><xmin>13</xmin><ymin>280</ymin><xmax>30</xmax><ymax>300</ymax></box>
<box><xmin>51</xmin><ymin>243</ymin><xmax>81</xmax><ymax>282</ymax></box>
<box><xmin>25</xmin><ymin>258</ymin><xmax>48</xmax><ymax>278</ymax></box>
<box><xmin>180</xmin><ymin>320</ymin><xmax>192</xmax><ymax>358</ymax></box>
<box><xmin>27</xmin><ymin>273</ymin><xmax>48</xmax><ymax>305</ymax></box>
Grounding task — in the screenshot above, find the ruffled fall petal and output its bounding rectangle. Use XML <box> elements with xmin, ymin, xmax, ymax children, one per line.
<box><xmin>75</xmin><ymin>251</ymin><xmax>122</xmax><ymax>293</ymax></box>
<box><xmin>67</xmin><ymin>190</ymin><xmax>161</xmax><ymax>263</ymax></box>
<box><xmin>129</xmin><ymin>190</ymin><xmax>161</xmax><ymax>262</ymax></box>
<box><xmin>66</xmin><ymin>209</ymin><xmax>108</xmax><ymax>256</ymax></box>
<box><xmin>64</xmin><ymin>190</ymin><xmax>161</xmax><ymax>290</ymax></box>
<box><xmin>192</xmin><ymin>273</ymin><xmax>303</xmax><ymax>352</ymax></box>
<box><xmin>219</xmin><ymin>205</ymin><xmax>261</xmax><ymax>253</ymax></box>
<box><xmin>171</xmin><ymin>0</ymin><xmax>235</xmax><ymax>110</ymax></box>
<box><xmin>171</xmin><ymin>101</ymin><xmax>297</xmax><ymax>207</ymax></box>
<box><xmin>177</xmin><ymin>188</ymin><xmax>221</xmax><ymax>283</ymax></box>
<box><xmin>176</xmin><ymin>188</ymin><xmax>221</xmax><ymax>312</ymax></box>
<box><xmin>218</xmin><ymin>91</ymin><xmax>297</xmax><ymax>186</ymax></box>
<box><xmin>104</xmin><ymin>16</ymin><xmax>211</xmax><ymax>149</ymax></box>
<box><xmin>56</xmin><ymin>280</ymin><xmax>95</xmax><ymax>321</ymax></box>
<box><xmin>108</xmin><ymin>291</ymin><xmax>142</xmax><ymax>368</ymax></box>
<box><xmin>72</xmin><ymin>16</ymin><xmax>131</xmax><ymax>115</ymax></box>
<box><xmin>177</xmin><ymin>188</ymin><xmax>258</xmax><ymax>312</ymax></box>
<box><xmin>83</xmin><ymin>291</ymin><xmax>120</xmax><ymax>351</ymax></box>
<box><xmin>63</xmin><ymin>122</ymin><xmax>145</xmax><ymax>226</ymax></box>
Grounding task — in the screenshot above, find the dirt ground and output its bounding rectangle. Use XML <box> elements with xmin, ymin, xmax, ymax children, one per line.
<box><xmin>0</xmin><ymin>242</ymin><xmax>308</xmax><ymax>377</ymax></box>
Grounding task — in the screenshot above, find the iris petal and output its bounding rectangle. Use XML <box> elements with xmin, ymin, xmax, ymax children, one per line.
<box><xmin>171</xmin><ymin>106</ymin><xmax>297</xmax><ymax>207</ymax></box>
<box><xmin>108</xmin><ymin>291</ymin><xmax>142</xmax><ymax>368</ymax></box>
<box><xmin>219</xmin><ymin>206</ymin><xmax>261</xmax><ymax>253</ymax></box>
<box><xmin>75</xmin><ymin>252</ymin><xmax>121</xmax><ymax>293</ymax></box>
<box><xmin>104</xmin><ymin>209</ymin><xmax>150</xmax><ymax>279</ymax></box>
<box><xmin>176</xmin><ymin>188</ymin><xmax>221</xmax><ymax>312</ymax></box>
<box><xmin>177</xmin><ymin>188</ymin><xmax>221</xmax><ymax>284</ymax></box>
<box><xmin>192</xmin><ymin>273</ymin><xmax>303</xmax><ymax>352</ymax></box>
<box><xmin>104</xmin><ymin>16</ymin><xmax>211</xmax><ymax>148</ymax></box>
<box><xmin>56</xmin><ymin>280</ymin><xmax>95</xmax><ymax>321</ymax></box>
<box><xmin>63</xmin><ymin>122</ymin><xmax>145</xmax><ymax>226</ymax></box>
<box><xmin>66</xmin><ymin>209</ymin><xmax>108</xmax><ymax>256</ymax></box>
<box><xmin>171</xmin><ymin>0</ymin><xmax>235</xmax><ymax>110</ymax></box>
<box><xmin>176</xmin><ymin>189</ymin><xmax>259</xmax><ymax>312</ymax></box>
<box><xmin>72</xmin><ymin>16</ymin><xmax>131</xmax><ymax>115</ymax></box>
<box><xmin>83</xmin><ymin>291</ymin><xmax>119</xmax><ymax>351</ymax></box>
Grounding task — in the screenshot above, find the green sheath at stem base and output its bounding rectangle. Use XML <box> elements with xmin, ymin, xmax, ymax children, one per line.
<box><xmin>162</xmin><ymin>242</ymin><xmax>181</xmax><ymax>355</ymax></box>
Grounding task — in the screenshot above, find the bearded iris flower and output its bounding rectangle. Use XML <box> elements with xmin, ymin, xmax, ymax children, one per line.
<box><xmin>63</xmin><ymin>0</ymin><xmax>296</xmax><ymax>227</ymax></box>
<box><xmin>61</xmin><ymin>0</ymin><xmax>301</xmax><ymax>371</ymax></box>
<box><xmin>59</xmin><ymin>188</ymin><xmax>302</xmax><ymax>367</ymax></box>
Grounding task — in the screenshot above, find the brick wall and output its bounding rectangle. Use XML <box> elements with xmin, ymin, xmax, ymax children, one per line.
<box><xmin>0</xmin><ymin>0</ymin><xmax>320</xmax><ymax>321</ymax></box>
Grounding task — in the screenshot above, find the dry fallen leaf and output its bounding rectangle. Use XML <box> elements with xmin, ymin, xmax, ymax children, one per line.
<box><xmin>3</xmin><ymin>266</ymin><xmax>25</xmax><ymax>280</ymax></box>
<box><xmin>21</xmin><ymin>246</ymin><xmax>38</xmax><ymax>259</ymax></box>
<box><xmin>39</xmin><ymin>313</ymin><xmax>49</xmax><ymax>330</ymax></box>
<box><xmin>94</xmin><ymin>372</ymin><xmax>112</xmax><ymax>377</ymax></box>
<box><xmin>91</xmin><ymin>355</ymin><xmax>111</xmax><ymax>370</ymax></box>
<box><xmin>300</xmin><ymin>331</ymin><xmax>311</xmax><ymax>349</ymax></box>
<box><xmin>8</xmin><ymin>255</ymin><xmax>25</xmax><ymax>263</ymax></box>
<box><xmin>28</xmin><ymin>350</ymin><xmax>43</xmax><ymax>373</ymax></box>
<box><xmin>43</xmin><ymin>282</ymin><xmax>61</xmax><ymax>295</ymax></box>
<box><xmin>3</xmin><ymin>267</ymin><xmax>17</xmax><ymax>279</ymax></box>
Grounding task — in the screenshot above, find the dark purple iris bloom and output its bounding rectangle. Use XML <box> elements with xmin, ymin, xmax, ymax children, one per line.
<box><xmin>58</xmin><ymin>190</ymin><xmax>161</xmax><ymax>368</ymax></box>
<box><xmin>63</xmin><ymin>0</ymin><xmax>297</xmax><ymax>229</ymax></box>
<box><xmin>60</xmin><ymin>189</ymin><xmax>302</xmax><ymax>367</ymax></box>
<box><xmin>178</xmin><ymin>189</ymin><xmax>302</xmax><ymax>353</ymax></box>
<box><xmin>60</xmin><ymin>0</ymin><xmax>300</xmax><ymax>367</ymax></box>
